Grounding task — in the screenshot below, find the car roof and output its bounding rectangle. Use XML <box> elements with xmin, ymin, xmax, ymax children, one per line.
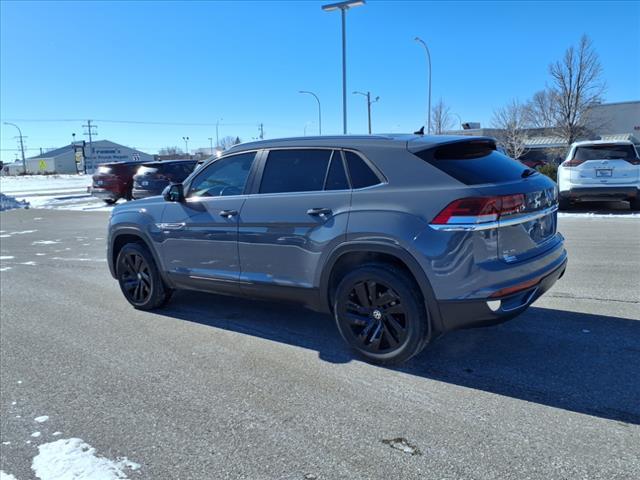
<box><xmin>141</xmin><ymin>159</ymin><xmax>196</xmax><ymax>166</ymax></box>
<box><xmin>571</xmin><ymin>139</ymin><xmax>635</xmax><ymax>147</ymax></box>
<box><xmin>226</xmin><ymin>134</ymin><xmax>496</xmax><ymax>153</ymax></box>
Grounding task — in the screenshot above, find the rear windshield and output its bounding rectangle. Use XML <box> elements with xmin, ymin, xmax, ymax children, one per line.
<box><xmin>573</xmin><ymin>144</ymin><xmax>638</xmax><ymax>161</ymax></box>
<box><xmin>137</xmin><ymin>165</ymin><xmax>158</xmax><ymax>175</ymax></box>
<box><xmin>97</xmin><ymin>166</ymin><xmax>112</xmax><ymax>174</ymax></box>
<box><xmin>414</xmin><ymin>141</ymin><xmax>530</xmax><ymax>185</ymax></box>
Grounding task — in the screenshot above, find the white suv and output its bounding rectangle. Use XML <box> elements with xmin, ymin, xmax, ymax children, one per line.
<box><xmin>558</xmin><ymin>140</ymin><xmax>640</xmax><ymax>210</ymax></box>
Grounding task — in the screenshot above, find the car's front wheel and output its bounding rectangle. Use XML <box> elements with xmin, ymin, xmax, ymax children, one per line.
<box><xmin>333</xmin><ymin>264</ymin><xmax>430</xmax><ymax>365</ymax></box>
<box><xmin>116</xmin><ymin>243</ymin><xmax>173</xmax><ymax>310</ymax></box>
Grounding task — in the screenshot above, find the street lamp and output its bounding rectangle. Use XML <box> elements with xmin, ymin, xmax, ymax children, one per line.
<box><xmin>322</xmin><ymin>0</ymin><xmax>365</xmax><ymax>134</ymax></box>
<box><xmin>3</xmin><ymin>122</ymin><xmax>26</xmax><ymax>174</ymax></box>
<box><xmin>414</xmin><ymin>36</ymin><xmax>432</xmax><ymax>135</ymax></box>
<box><xmin>182</xmin><ymin>136</ymin><xmax>189</xmax><ymax>155</ymax></box>
<box><xmin>299</xmin><ymin>91</ymin><xmax>322</xmax><ymax>135</ymax></box>
<box><xmin>353</xmin><ymin>91</ymin><xmax>379</xmax><ymax>134</ymax></box>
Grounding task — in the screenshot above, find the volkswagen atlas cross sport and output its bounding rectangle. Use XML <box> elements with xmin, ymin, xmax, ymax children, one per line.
<box><xmin>107</xmin><ymin>135</ymin><xmax>567</xmax><ymax>365</ymax></box>
<box><xmin>558</xmin><ymin>140</ymin><xmax>640</xmax><ymax>210</ymax></box>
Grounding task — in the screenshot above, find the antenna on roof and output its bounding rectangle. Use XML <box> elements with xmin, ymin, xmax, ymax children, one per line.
<box><xmin>414</xmin><ymin>126</ymin><xmax>424</xmax><ymax>135</ymax></box>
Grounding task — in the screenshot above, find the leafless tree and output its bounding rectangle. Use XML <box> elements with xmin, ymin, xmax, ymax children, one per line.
<box><xmin>431</xmin><ymin>98</ymin><xmax>455</xmax><ymax>134</ymax></box>
<box><xmin>158</xmin><ymin>146</ymin><xmax>183</xmax><ymax>156</ymax></box>
<box><xmin>491</xmin><ymin>99</ymin><xmax>529</xmax><ymax>159</ymax></box>
<box><xmin>549</xmin><ymin>35</ymin><xmax>606</xmax><ymax>145</ymax></box>
<box><xmin>217</xmin><ymin>135</ymin><xmax>239</xmax><ymax>150</ymax></box>
<box><xmin>524</xmin><ymin>89</ymin><xmax>558</xmax><ymax>129</ymax></box>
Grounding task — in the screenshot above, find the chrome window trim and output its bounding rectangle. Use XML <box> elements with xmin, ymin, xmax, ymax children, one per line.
<box><xmin>429</xmin><ymin>205</ymin><xmax>558</xmax><ymax>232</ymax></box>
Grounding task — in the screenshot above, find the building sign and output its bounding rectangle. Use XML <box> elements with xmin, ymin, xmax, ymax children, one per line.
<box><xmin>75</xmin><ymin>151</ymin><xmax>83</xmax><ymax>164</ymax></box>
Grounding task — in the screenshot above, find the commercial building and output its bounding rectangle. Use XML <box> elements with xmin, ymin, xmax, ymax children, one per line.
<box><xmin>1</xmin><ymin>140</ymin><xmax>153</xmax><ymax>175</ymax></box>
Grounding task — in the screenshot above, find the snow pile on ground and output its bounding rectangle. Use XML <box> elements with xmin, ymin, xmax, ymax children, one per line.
<box><xmin>0</xmin><ymin>174</ymin><xmax>113</xmax><ymax>211</ymax></box>
<box><xmin>0</xmin><ymin>193</ymin><xmax>30</xmax><ymax>211</ymax></box>
<box><xmin>31</xmin><ymin>438</ymin><xmax>140</xmax><ymax>480</ymax></box>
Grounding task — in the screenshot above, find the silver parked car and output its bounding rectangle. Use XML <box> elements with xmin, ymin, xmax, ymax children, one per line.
<box><xmin>107</xmin><ymin>135</ymin><xmax>567</xmax><ymax>364</ymax></box>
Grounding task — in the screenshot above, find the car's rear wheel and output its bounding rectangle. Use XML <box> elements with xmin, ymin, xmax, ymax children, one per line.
<box><xmin>116</xmin><ymin>243</ymin><xmax>172</xmax><ymax>310</ymax></box>
<box><xmin>104</xmin><ymin>198</ymin><xmax>117</xmax><ymax>205</ymax></box>
<box><xmin>333</xmin><ymin>264</ymin><xmax>429</xmax><ymax>365</ymax></box>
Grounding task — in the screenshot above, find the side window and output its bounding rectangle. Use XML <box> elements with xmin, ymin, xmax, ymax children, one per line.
<box><xmin>345</xmin><ymin>151</ymin><xmax>381</xmax><ymax>189</ymax></box>
<box><xmin>188</xmin><ymin>152</ymin><xmax>255</xmax><ymax>198</ymax></box>
<box><xmin>324</xmin><ymin>151</ymin><xmax>349</xmax><ymax>190</ymax></box>
<box><xmin>260</xmin><ymin>149</ymin><xmax>331</xmax><ymax>194</ymax></box>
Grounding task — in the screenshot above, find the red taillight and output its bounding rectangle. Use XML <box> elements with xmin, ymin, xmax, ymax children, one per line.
<box><xmin>562</xmin><ymin>158</ymin><xmax>586</xmax><ymax>167</ymax></box>
<box><xmin>432</xmin><ymin>194</ymin><xmax>525</xmax><ymax>225</ymax></box>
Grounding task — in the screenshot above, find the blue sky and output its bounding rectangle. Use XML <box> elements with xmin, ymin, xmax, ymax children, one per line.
<box><xmin>1</xmin><ymin>0</ymin><xmax>639</xmax><ymax>162</ymax></box>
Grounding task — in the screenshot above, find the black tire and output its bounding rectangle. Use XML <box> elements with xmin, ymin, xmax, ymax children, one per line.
<box><xmin>104</xmin><ymin>198</ymin><xmax>117</xmax><ymax>205</ymax></box>
<box><xmin>558</xmin><ymin>197</ymin><xmax>571</xmax><ymax>210</ymax></box>
<box><xmin>116</xmin><ymin>243</ymin><xmax>172</xmax><ymax>310</ymax></box>
<box><xmin>630</xmin><ymin>197</ymin><xmax>640</xmax><ymax>211</ymax></box>
<box><xmin>333</xmin><ymin>264</ymin><xmax>430</xmax><ymax>365</ymax></box>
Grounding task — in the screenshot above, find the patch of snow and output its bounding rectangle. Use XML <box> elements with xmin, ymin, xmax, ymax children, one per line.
<box><xmin>52</xmin><ymin>432</ymin><xmax>62</xmax><ymax>437</ymax></box>
<box><xmin>33</xmin><ymin>217</ymin><xmax>43</xmax><ymax>220</ymax></box>
<box><xmin>35</xmin><ymin>253</ymin><xmax>46</xmax><ymax>256</ymax></box>
<box><xmin>34</xmin><ymin>416</ymin><xmax>49</xmax><ymax>423</ymax></box>
<box><xmin>0</xmin><ymin>256</ymin><xmax>14</xmax><ymax>260</ymax></box>
<box><xmin>0</xmin><ymin>174</ymin><xmax>91</xmax><ymax>194</ymax></box>
<box><xmin>11</xmin><ymin>401</ymin><xmax>17</xmax><ymax>405</ymax></box>
<box><xmin>559</xmin><ymin>212</ymin><xmax>640</xmax><ymax>219</ymax></box>
<box><xmin>15</xmin><ymin>415</ymin><xmax>21</xmax><ymax>419</ymax></box>
<box><xmin>17</xmin><ymin>381</ymin><xmax>22</xmax><ymax>384</ymax></box>
<box><xmin>32</xmin><ymin>241</ymin><xmax>59</xmax><ymax>245</ymax></box>
<box><xmin>31</xmin><ymin>432</ymin><xmax>41</xmax><ymax>438</ymax></box>
<box><xmin>1</xmin><ymin>470</ymin><xmax>20</xmax><ymax>480</ymax></box>
<box><xmin>2</xmin><ymin>441</ymin><xmax>11</xmax><ymax>445</ymax></box>
<box><xmin>20</xmin><ymin>261</ymin><xmax>37</xmax><ymax>266</ymax></box>
<box><xmin>31</xmin><ymin>438</ymin><xmax>141</xmax><ymax>480</ymax></box>
<box><xmin>0</xmin><ymin>267</ymin><xmax>12</xmax><ymax>272</ymax></box>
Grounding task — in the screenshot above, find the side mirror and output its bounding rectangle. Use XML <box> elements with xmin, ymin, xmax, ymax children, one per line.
<box><xmin>163</xmin><ymin>183</ymin><xmax>184</xmax><ymax>202</ymax></box>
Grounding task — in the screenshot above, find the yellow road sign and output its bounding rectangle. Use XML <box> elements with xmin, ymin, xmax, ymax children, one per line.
<box><xmin>38</xmin><ymin>160</ymin><xmax>47</xmax><ymax>171</ymax></box>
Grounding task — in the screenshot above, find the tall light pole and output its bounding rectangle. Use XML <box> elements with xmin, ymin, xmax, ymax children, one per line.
<box><xmin>216</xmin><ymin>118</ymin><xmax>223</xmax><ymax>147</ymax></box>
<box><xmin>322</xmin><ymin>0</ymin><xmax>365</xmax><ymax>135</ymax></box>
<box><xmin>4</xmin><ymin>122</ymin><xmax>26</xmax><ymax>173</ymax></box>
<box><xmin>353</xmin><ymin>91</ymin><xmax>379</xmax><ymax>134</ymax></box>
<box><xmin>298</xmin><ymin>90</ymin><xmax>322</xmax><ymax>135</ymax></box>
<box><xmin>414</xmin><ymin>36</ymin><xmax>432</xmax><ymax>135</ymax></box>
<box><xmin>182</xmin><ymin>136</ymin><xmax>189</xmax><ymax>155</ymax></box>
<box><xmin>208</xmin><ymin>137</ymin><xmax>214</xmax><ymax>155</ymax></box>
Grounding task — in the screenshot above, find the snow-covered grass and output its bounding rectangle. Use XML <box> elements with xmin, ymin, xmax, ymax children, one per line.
<box><xmin>1</xmin><ymin>471</ymin><xmax>20</xmax><ymax>480</ymax></box>
<box><xmin>31</xmin><ymin>438</ymin><xmax>140</xmax><ymax>480</ymax></box>
<box><xmin>0</xmin><ymin>174</ymin><xmax>91</xmax><ymax>194</ymax></box>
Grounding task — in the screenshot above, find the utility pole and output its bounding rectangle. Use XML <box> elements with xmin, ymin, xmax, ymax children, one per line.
<box><xmin>82</xmin><ymin>120</ymin><xmax>98</xmax><ymax>173</ymax></box>
<box><xmin>208</xmin><ymin>137</ymin><xmax>214</xmax><ymax>155</ymax></box>
<box><xmin>3</xmin><ymin>122</ymin><xmax>27</xmax><ymax>173</ymax></box>
<box><xmin>259</xmin><ymin>123</ymin><xmax>264</xmax><ymax>140</ymax></box>
<box><xmin>216</xmin><ymin>118</ymin><xmax>223</xmax><ymax>147</ymax></box>
<box><xmin>353</xmin><ymin>91</ymin><xmax>379</xmax><ymax>134</ymax></box>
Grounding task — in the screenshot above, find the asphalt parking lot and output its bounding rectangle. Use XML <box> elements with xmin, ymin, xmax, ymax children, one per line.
<box><xmin>1</xmin><ymin>209</ymin><xmax>639</xmax><ymax>479</ymax></box>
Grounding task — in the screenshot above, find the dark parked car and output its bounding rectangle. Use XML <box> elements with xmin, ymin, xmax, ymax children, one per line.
<box><xmin>132</xmin><ymin>160</ymin><xmax>197</xmax><ymax>199</ymax></box>
<box><xmin>90</xmin><ymin>161</ymin><xmax>145</xmax><ymax>204</ymax></box>
<box><xmin>107</xmin><ymin>135</ymin><xmax>567</xmax><ymax>364</ymax></box>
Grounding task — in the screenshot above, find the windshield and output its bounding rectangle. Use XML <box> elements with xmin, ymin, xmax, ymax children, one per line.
<box><xmin>573</xmin><ymin>144</ymin><xmax>638</xmax><ymax>161</ymax></box>
<box><xmin>137</xmin><ymin>165</ymin><xmax>159</xmax><ymax>175</ymax></box>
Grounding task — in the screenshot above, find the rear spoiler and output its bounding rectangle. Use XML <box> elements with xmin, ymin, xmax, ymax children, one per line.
<box><xmin>406</xmin><ymin>136</ymin><xmax>497</xmax><ymax>154</ymax></box>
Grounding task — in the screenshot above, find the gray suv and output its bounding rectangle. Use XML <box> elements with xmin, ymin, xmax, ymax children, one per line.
<box><xmin>107</xmin><ymin>135</ymin><xmax>567</xmax><ymax>364</ymax></box>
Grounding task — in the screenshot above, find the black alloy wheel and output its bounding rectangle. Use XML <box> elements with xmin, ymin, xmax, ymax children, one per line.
<box><xmin>334</xmin><ymin>264</ymin><xmax>430</xmax><ymax>365</ymax></box>
<box><xmin>116</xmin><ymin>243</ymin><xmax>172</xmax><ymax>310</ymax></box>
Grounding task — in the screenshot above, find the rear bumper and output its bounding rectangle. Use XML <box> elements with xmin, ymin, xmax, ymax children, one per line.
<box><xmin>560</xmin><ymin>186</ymin><xmax>639</xmax><ymax>202</ymax></box>
<box><xmin>131</xmin><ymin>188</ymin><xmax>159</xmax><ymax>199</ymax></box>
<box><xmin>437</xmin><ymin>256</ymin><xmax>567</xmax><ymax>331</ymax></box>
<box><xmin>89</xmin><ymin>187</ymin><xmax>120</xmax><ymax>200</ymax></box>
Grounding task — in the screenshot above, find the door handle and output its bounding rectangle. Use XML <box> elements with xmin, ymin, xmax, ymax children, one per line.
<box><xmin>219</xmin><ymin>209</ymin><xmax>238</xmax><ymax>218</ymax></box>
<box><xmin>307</xmin><ymin>207</ymin><xmax>332</xmax><ymax>217</ymax></box>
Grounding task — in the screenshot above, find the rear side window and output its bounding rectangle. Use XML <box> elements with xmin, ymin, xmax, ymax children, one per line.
<box><xmin>260</xmin><ymin>149</ymin><xmax>331</xmax><ymax>193</ymax></box>
<box><xmin>137</xmin><ymin>165</ymin><xmax>158</xmax><ymax>175</ymax></box>
<box><xmin>324</xmin><ymin>152</ymin><xmax>349</xmax><ymax>190</ymax></box>
<box><xmin>344</xmin><ymin>151</ymin><xmax>381</xmax><ymax>188</ymax></box>
<box><xmin>574</xmin><ymin>144</ymin><xmax>638</xmax><ymax>161</ymax></box>
<box><xmin>414</xmin><ymin>141</ymin><xmax>528</xmax><ymax>185</ymax></box>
